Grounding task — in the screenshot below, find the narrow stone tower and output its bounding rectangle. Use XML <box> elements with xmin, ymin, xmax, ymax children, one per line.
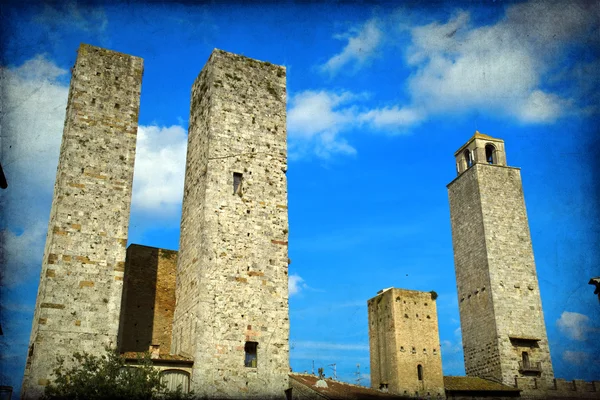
<box><xmin>21</xmin><ymin>44</ymin><xmax>143</xmax><ymax>399</ymax></box>
<box><xmin>447</xmin><ymin>132</ymin><xmax>554</xmax><ymax>389</ymax></box>
<box><xmin>368</xmin><ymin>288</ymin><xmax>445</xmax><ymax>398</ymax></box>
<box><xmin>171</xmin><ymin>50</ymin><xmax>289</xmax><ymax>398</ymax></box>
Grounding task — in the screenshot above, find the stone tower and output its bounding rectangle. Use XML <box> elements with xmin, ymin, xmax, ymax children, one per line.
<box><xmin>447</xmin><ymin>132</ymin><xmax>554</xmax><ymax>389</ymax></box>
<box><xmin>21</xmin><ymin>44</ymin><xmax>143</xmax><ymax>399</ymax></box>
<box><xmin>368</xmin><ymin>288</ymin><xmax>445</xmax><ymax>398</ymax></box>
<box><xmin>170</xmin><ymin>50</ymin><xmax>289</xmax><ymax>398</ymax></box>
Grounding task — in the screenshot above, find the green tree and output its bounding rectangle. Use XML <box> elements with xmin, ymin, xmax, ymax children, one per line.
<box><xmin>43</xmin><ymin>348</ymin><xmax>165</xmax><ymax>400</ymax></box>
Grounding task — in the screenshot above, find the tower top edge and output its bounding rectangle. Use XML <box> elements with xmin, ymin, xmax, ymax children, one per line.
<box><xmin>209</xmin><ymin>48</ymin><xmax>286</xmax><ymax>70</ymax></box>
<box><xmin>78</xmin><ymin>43</ymin><xmax>143</xmax><ymax>62</ymax></box>
<box><xmin>367</xmin><ymin>287</ymin><xmax>436</xmax><ymax>302</ymax></box>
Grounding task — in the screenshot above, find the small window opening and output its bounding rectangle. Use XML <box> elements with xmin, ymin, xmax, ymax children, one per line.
<box><xmin>417</xmin><ymin>364</ymin><xmax>423</xmax><ymax>381</ymax></box>
<box><xmin>485</xmin><ymin>144</ymin><xmax>496</xmax><ymax>164</ymax></box>
<box><xmin>433</xmin><ymin>349</ymin><xmax>437</xmax><ymax>355</ymax></box>
<box><xmin>400</xmin><ymin>346</ymin><xmax>405</xmax><ymax>352</ymax></box>
<box><xmin>464</xmin><ymin>149</ymin><xmax>473</xmax><ymax>168</ymax></box>
<box><xmin>411</xmin><ymin>347</ymin><xmax>416</xmax><ymax>354</ymax></box>
<box><xmin>522</xmin><ymin>351</ymin><xmax>530</xmax><ymax>368</ymax></box>
<box><xmin>233</xmin><ymin>172</ymin><xmax>243</xmax><ymax>196</ymax></box>
<box><xmin>244</xmin><ymin>341</ymin><xmax>257</xmax><ymax>367</ymax></box>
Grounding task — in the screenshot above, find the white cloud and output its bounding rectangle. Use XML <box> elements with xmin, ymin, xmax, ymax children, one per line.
<box><xmin>34</xmin><ymin>1</ymin><xmax>108</xmax><ymax>34</ymax></box>
<box><xmin>556</xmin><ymin>311</ymin><xmax>590</xmax><ymax>341</ymax></box>
<box><xmin>130</xmin><ymin>125</ymin><xmax>187</xmax><ymax>215</ymax></box>
<box><xmin>1</xmin><ymin>55</ymin><xmax>68</xmax><ymax>287</ymax></box>
<box><xmin>357</xmin><ymin>106</ymin><xmax>424</xmax><ymax>129</ymax></box>
<box><xmin>320</xmin><ymin>19</ymin><xmax>382</xmax><ymax>76</ymax></box>
<box><xmin>402</xmin><ymin>1</ymin><xmax>599</xmax><ymax>123</ymax></box>
<box><xmin>289</xmin><ymin>274</ymin><xmax>307</xmax><ymax>297</ymax></box>
<box><xmin>563</xmin><ymin>350</ymin><xmax>590</xmax><ymax>366</ymax></box>
<box><xmin>287</xmin><ymin>90</ymin><xmax>422</xmax><ymax>158</ymax></box>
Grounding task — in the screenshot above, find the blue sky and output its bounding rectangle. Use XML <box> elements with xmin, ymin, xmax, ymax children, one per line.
<box><xmin>1</xmin><ymin>1</ymin><xmax>599</xmax><ymax>395</ymax></box>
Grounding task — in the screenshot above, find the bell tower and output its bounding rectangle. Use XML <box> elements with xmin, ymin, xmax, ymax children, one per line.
<box><xmin>447</xmin><ymin>132</ymin><xmax>554</xmax><ymax>389</ymax></box>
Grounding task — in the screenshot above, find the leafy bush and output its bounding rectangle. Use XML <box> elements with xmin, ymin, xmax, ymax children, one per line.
<box><xmin>43</xmin><ymin>348</ymin><xmax>192</xmax><ymax>400</ymax></box>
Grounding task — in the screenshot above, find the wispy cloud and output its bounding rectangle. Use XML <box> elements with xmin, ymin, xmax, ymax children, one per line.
<box><xmin>289</xmin><ymin>274</ymin><xmax>307</xmax><ymax>297</ymax></box>
<box><xmin>402</xmin><ymin>1</ymin><xmax>599</xmax><ymax>123</ymax></box>
<box><xmin>556</xmin><ymin>311</ymin><xmax>594</xmax><ymax>341</ymax></box>
<box><xmin>34</xmin><ymin>1</ymin><xmax>108</xmax><ymax>34</ymax></box>
<box><xmin>562</xmin><ymin>350</ymin><xmax>590</xmax><ymax>366</ymax></box>
<box><xmin>292</xmin><ymin>341</ymin><xmax>369</xmax><ymax>351</ymax></box>
<box><xmin>320</xmin><ymin>19</ymin><xmax>382</xmax><ymax>76</ymax></box>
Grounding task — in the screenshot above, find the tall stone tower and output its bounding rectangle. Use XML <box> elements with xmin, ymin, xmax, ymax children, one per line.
<box><xmin>171</xmin><ymin>50</ymin><xmax>289</xmax><ymax>398</ymax></box>
<box><xmin>21</xmin><ymin>44</ymin><xmax>143</xmax><ymax>399</ymax></box>
<box><xmin>447</xmin><ymin>132</ymin><xmax>554</xmax><ymax>389</ymax></box>
<box><xmin>368</xmin><ymin>288</ymin><xmax>445</xmax><ymax>398</ymax></box>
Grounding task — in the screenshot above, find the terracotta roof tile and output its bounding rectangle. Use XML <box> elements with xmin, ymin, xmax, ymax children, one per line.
<box><xmin>443</xmin><ymin>376</ymin><xmax>520</xmax><ymax>392</ymax></box>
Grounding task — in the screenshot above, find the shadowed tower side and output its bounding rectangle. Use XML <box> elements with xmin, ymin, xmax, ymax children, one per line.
<box><xmin>21</xmin><ymin>44</ymin><xmax>143</xmax><ymax>399</ymax></box>
<box><xmin>171</xmin><ymin>50</ymin><xmax>289</xmax><ymax>398</ymax></box>
<box><xmin>447</xmin><ymin>132</ymin><xmax>554</xmax><ymax>392</ymax></box>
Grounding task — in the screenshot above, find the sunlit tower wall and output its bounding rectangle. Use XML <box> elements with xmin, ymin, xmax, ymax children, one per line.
<box><xmin>368</xmin><ymin>288</ymin><xmax>445</xmax><ymax>398</ymax></box>
<box><xmin>447</xmin><ymin>132</ymin><xmax>554</xmax><ymax>391</ymax></box>
<box><xmin>171</xmin><ymin>49</ymin><xmax>289</xmax><ymax>398</ymax></box>
<box><xmin>21</xmin><ymin>44</ymin><xmax>143</xmax><ymax>399</ymax></box>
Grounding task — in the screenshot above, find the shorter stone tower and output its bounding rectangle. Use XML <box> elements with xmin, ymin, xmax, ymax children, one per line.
<box><xmin>368</xmin><ymin>288</ymin><xmax>445</xmax><ymax>398</ymax></box>
<box><xmin>447</xmin><ymin>132</ymin><xmax>554</xmax><ymax>391</ymax></box>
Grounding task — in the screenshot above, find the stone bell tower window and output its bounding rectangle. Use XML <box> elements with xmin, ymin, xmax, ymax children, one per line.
<box><xmin>244</xmin><ymin>341</ymin><xmax>257</xmax><ymax>367</ymax></box>
<box><xmin>464</xmin><ymin>149</ymin><xmax>473</xmax><ymax>168</ymax></box>
<box><xmin>485</xmin><ymin>144</ymin><xmax>496</xmax><ymax>164</ymax></box>
<box><xmin>417</xmin><ymin>364</ymin><xmax>423</xmax><ymax>380</ymax></box>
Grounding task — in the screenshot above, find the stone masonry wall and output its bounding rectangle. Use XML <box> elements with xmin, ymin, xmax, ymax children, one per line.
<box><xmin>368</xmin><ymin>289</ymin><xmax>445</xmax><ymax>398</ymax></box>
<box><xmin>118</xmin><ymin>244</ymin><xmax>177</xmax><ymax>354</ymax></box>
<box><xmin>21</xmin><ymin>44</ymin><xmax>143</xmax><ymax>399</ymax></box>
<box><xmin>477</xmin><ymin>165</ymin><xmax>554</xmax><ymax>388</ymax></box>
<box><xmin>448</xmin><ymin>166</ymin><xmax>502</xmax><ymax>383</ymax></box>
<box><xmin>171</xmin><ymin>49</ymin><xmax>289</xmax><ymax>398</ymax></box>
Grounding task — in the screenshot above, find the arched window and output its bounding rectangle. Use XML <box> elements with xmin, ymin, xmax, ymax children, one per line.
<box><xmin>417</xmin><ymin>364</ymin><xmax>423</xmax><ymax>381</ymax></box>
<box><xmin>160</xmin><ymin>369</ymin><xmax>190</xmax><ymax>393</ymax></box>
<box><xmin>485</xmin><ymin>144</ymin><xmax>496</xmax><ymax>164</ymax></box>
<box><xmin>464</xmin><ymin>149</ymin><xmax>473</xmax><ymax>168</ymax></box>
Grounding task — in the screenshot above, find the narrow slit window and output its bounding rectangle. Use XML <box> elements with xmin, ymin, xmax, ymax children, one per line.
<box><xmin>233</xmin><ymin>172</ymin><xmax>243</xmax><ymax>196</ymax></box>
<box><xmin>522</xmin><ymin>351</ymin><xmax>530</xmax><ymax>368</ymax></box>
<box><xmin>244</xmin><ymin>341</ymin><xmax>257</xmax><ymax>367</ymax></box>
<box><xmin>417</xmin><ymin>364</ymin><xmax>423</xmax><ymax>381</ymax></box>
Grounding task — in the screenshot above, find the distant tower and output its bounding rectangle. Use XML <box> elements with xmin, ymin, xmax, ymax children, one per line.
<box><xmin>171</xmin><ymin>50</ymin><xmax>289</xmax><ymax>398</ymax></box>
<box><xmin>368</xmin><ymin>288</ymin><xmax>445</xmax><ymax>398</ymax></box>
<box><xmin>21</xmin><ymin>44</ymin><xmax>143</xmax><ymax>398</ymax></box>
<box><xmin>447</xmin><ymin>132</ymin><xmax>554</xmax><ymax>389</ymax></box>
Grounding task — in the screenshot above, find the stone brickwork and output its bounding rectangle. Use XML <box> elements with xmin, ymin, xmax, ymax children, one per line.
<box><xmin>448</xmin><ymin>133</ymin><xmax>554</xmax><ymax>393</ymax></box>
<box><xmin>368</xmin><ymin>288</ymin><xmax>445</xmax><ymax>398</ymax></box>
<box><xmin>21</xmin><ymin>44</ymin><xmax>143</xmax><ymax>399</ymax></box>
<box><xmin>118</xmin><ymin>244</ymin><xmax>177</xmax><ymax>354</ymax></box>
<box><xmin>171</xmin><ymin>49</ymin><xmax>289</xmax><ymax>398</ymax></box>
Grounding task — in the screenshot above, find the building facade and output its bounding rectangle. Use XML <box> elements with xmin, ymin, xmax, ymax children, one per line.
<box><xmin>21</xmin><ymin>44</ymin><xmax>143</xmax><ymax>399</ymax></box>
<box><xmin>368</xmin><ymin>288</ymin><xmax>445</xmax><ymax>398</ymax></box>
<box><xmin>170</xmin><ymin>49</ymin><xmax>290</xmax><ymax>398</ymax></box>
<box><xmin>447</xmin><ymin>132</ymin><xmax>555</xmax><ymax>391</ymax></box>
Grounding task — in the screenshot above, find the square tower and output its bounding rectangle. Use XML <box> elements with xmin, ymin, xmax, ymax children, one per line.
<box><xmin>447</xmin><ymin>132</ymin><xmax>554</xmax><ymax>389</ymax></box>
<box><xmin>368</xmin><ymin>288</ymin><xmax>445</xmax><ymax>398</ymax></box>
<box><xmin>21</xmin><ymin>44</ymin><xmax>143</xmax><ymax>399</ymax></box>
<box><xmin>171</xmin><ymin>50</ymin><xmax>289</xmax><ymax>398</ymax></box>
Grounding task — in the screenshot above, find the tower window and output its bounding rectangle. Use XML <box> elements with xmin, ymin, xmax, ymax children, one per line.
<box><xmin>485</xmin><ymin>144</ymin><xmax>496</xmax><ymax>164</ymax></box>
<box><xmin>522</xmin><ymin>351</ymin><xmax>530</xmax><ymax>368</ymax></box>
<box><xmin>244</xmin><ymin>341</ymin><xmax>257</xmax><ymax>367</ymax></box>
<box><xmin>464</xmin><ymin>149</ymin><xmax>473</xmax><ymax>168</ymax></box>
<box><xmin>417</xmin><ymin>364</ymin><xmax>423</xmax><ymax>381</ymax></box>
<box><xmin>233</xmin><ymin>172</ymin><xmax>243</xmax><ymax>196</ymax></box>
